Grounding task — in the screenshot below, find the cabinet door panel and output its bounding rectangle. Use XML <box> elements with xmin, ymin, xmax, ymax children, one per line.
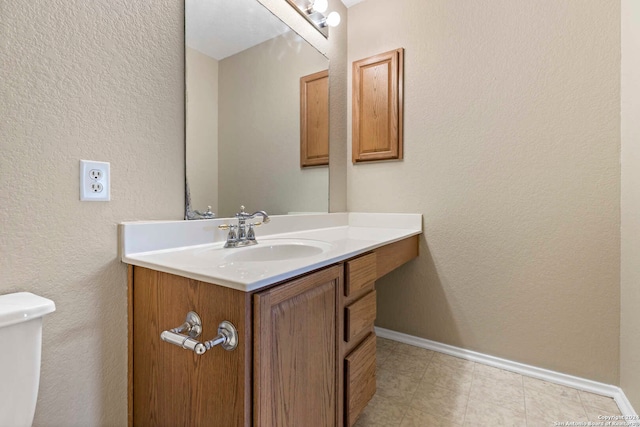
<box><xmin>132</xmin><ymin>268</ymin><xmax>251</xmax><ymax>427</ymax></box>
<box><xmin>254</xmin><ymin>266</ymin><xmax>341</xmax><ymax>427</ymax></box>
<box><xmin>352</xmin><ymin>48</ymin><xmax>404</xmax><ymax>163</ymax></box>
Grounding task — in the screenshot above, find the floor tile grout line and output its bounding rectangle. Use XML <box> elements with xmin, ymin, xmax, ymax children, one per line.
<box><xmin>460</xmin><ymin>362</ymin><xmax>477</xmax><ymax>426</ymax></box>
<box><xmin>376</xmin><ymin>345</ymin><xmax>434</xmax><ymax>414</ymax></box>
<box><xmin>578</xmin><ymin>391</ymin><xmax>614</xmax><ymax>422</ymax></box>
<box><xmin>401</xmin><ymin>350</ymin><xmax>448</xmax><ymax>425</ymax></box>
<box><xmin>374</xmin><ymin>342</ymin><xmax>418</xmax><ymax>427</ymax></box>
<box><xmin>381</xmin><ymin>345</ymin><xmax>434</xmax><ymax>426</ymax></box>
<box><xmin>377</xmin><ymin>348</ymin><xmax>391</xmax><ymax>367</ymax></box>
<box><xmin>522</xmin><ymin>374</ymin><xmax>529</xmax><ymax>427</ymax></box>
<box><xmin>578</xmin><ymin>390</ymin><xmax>588</xmax><ymax>421</ymax></box>
<box><xmin>407</xmin><ymin>349</ymin><xmax>434</xmax><ymax>398</ymax></box>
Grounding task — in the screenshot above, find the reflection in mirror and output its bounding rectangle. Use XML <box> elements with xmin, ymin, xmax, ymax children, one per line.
<box><xmin>185</xmin><ymin>0</ymin><xmax>330</xmax><ymax>219</ymax></box>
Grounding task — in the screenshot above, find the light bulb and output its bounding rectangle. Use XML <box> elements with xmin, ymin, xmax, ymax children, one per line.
<box><xmin>325</xmin><ymin>11</ymin><xmax>340</xmax><ymax>27</ymax></box>
<box><xmin>312</xmin><ymin>0</ymin><xmax>328</xmax><ymax>13</ymax></box>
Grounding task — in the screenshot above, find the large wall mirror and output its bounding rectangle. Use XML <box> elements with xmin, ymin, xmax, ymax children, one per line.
<box><xmin>185</xmin><ymin>0</ymin><xmax>330</xmax><ymax>219</ymax></box>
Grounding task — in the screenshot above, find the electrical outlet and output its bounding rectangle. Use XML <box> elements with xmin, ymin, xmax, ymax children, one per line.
<box><xmin>80</xmin><ymin>160</ymin><xmax>110</xmax><ymax>201</ymax></box>
<box><xmin>90</xmin><ymin>182</ymin><xmax>103</xmax><ymax>193</ymax></box>
<box><xmin>89</xmin><ymin>169</ymin><xmax>103</xmax><ymax>180</ymax></box>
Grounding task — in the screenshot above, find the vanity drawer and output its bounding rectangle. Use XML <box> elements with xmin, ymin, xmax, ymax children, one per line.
<box><xmin>345</xmin><ymin>333</ymin><xmax>376</xmax><ymax>427</ymax></box>
<box><xmin>345</xmin><ymin>290</ymin><xmax>376</xmax><ymax>343</ymax></box>
<box><xmin>345</xmin><ymin>253</ymin><xmax>377</xmax><ymax>297</ymax></box>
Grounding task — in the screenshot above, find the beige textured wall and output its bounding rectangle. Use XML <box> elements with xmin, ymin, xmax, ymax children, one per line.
<box><xmin>217</xmin><ymin>33</ymin><xmax>329</xmax><ymax>217</ymax></box>
<box><xmin>186</xmin><ymin>47</ymin><xmax>219</xmax><ymax>212</ymax></box>
<box><xmin>0</xmin><ymin>0</ymin><xmax>184</xmax><ymax>425</ymax></box>
<box><xmin>621</xmin><ymin>0</ymin><xmax>640</xmax><ymax>408</ymax></box>
<box><xmin>348</xmin><ymin>0</ymin><xmax>621</xmax><ymax>383</ymax></box>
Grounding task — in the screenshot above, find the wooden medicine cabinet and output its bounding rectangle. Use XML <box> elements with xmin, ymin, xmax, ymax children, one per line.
<box><xmin>352</xmin><ymin>48</ymin><xmax>404</xmax><ymax>163</ymax></box>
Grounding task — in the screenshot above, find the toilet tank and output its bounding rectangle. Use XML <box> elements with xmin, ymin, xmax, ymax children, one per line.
<box><xmin>0</xmin><ymin>292</ymin><xmax>55</xmax><ymax>427</ymax></box>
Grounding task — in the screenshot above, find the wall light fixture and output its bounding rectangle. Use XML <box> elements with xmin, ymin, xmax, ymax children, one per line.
<box><xmin>285</xmin><ymin>0</ymin><xmax>341</xmax><ymax>38</ymax></box>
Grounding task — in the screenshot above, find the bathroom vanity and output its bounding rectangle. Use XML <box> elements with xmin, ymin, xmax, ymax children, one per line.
<box><xmin>122</xmin><ymin>213</ymin><xmax>421</xmax><ymax>427</ymax></box>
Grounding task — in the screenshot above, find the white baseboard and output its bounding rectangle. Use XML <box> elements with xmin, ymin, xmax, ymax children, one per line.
<box><xmin>375</xmin><ymin>327</ymin><xmax>638</xmax><ymax>419</ymax></box>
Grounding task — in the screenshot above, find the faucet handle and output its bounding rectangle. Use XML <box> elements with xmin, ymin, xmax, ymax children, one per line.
<box><xmin>217</xmin><ymin>224</ymin><xmax>237</xmax><ymax>242</ymax></box>
<box><xmin>247</xmin><ymin>223</ymin><xmax>256</xmax><ymax>241</ymax></box>
<box><xmin>218</xmin><ymin>224</ymin><xmax>238</xmax><ymax>231</ymax></box>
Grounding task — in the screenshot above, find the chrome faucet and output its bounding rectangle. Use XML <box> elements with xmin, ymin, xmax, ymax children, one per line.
<box><xmin>218</xmin><ymin>206</ymin><xmax>270</xmax><ymax>248</ymax></box>
<box><xmin>186</xmin><ymin>206</ymin><xmax>216</xmax><ymax>220</ymax></box>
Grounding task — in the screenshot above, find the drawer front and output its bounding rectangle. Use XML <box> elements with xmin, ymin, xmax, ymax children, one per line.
<box><xmin>345</xmin><ymin>333</ymin><xmax>376</xmax><ymax>427</ymax></box>
<box><xmin>345</xmin><ymin>290</ymin><xmax>376</xmax><ymax>342</ymax></box>
<box><xmin>345</xmin><ymin>253</ymin><xmax>377</xmax><ymax>297</ymax></box>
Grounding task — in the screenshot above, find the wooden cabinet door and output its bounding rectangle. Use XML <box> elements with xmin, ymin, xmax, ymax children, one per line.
<box><xmin>131</xmin><ymin>268</ymin><xmax>252</xmax><ymax>427</ymax></box>
<box><xmin>352</xmin><ymin>48</ymin><xmax>404</xmax><ymax>163</ymax></box>
<box><xmin>254</xmin><ymin>266</ymin><xmax>341</xmax><ymax>427</ymax></box>
<box><xmin>300</xmin><ymin>69</ymin><xmax>329</xmax><ymax>167</ymax></box>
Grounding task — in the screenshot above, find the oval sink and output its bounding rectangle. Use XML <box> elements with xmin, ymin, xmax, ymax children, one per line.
<box><xmin>223</xmin><ymin>239</ymin><xmax>332</xmax><ymax>263</ymax></box>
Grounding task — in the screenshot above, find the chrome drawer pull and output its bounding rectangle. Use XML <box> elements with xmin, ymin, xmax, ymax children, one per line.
<box><xmin>160</xmin><ymin>311</ymin><xmax>238</xmax><ymax>355</ymax></box>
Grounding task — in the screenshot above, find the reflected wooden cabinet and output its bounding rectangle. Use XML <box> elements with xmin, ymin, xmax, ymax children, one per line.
<box><xmin>128</xmin><ymin>236</ymin><xmax>419</xmax><ymax>427</ymax></box>
<box><xmin>300</xmin><ymin>70</ymin><xmax>329</xmax><ymax>167</ymax></box>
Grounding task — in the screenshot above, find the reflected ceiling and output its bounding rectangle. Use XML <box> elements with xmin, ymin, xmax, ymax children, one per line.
<box><xmin>186</xmin><ymin>0</ymin><xmax>289</xmax><ymax>60</ymax></box>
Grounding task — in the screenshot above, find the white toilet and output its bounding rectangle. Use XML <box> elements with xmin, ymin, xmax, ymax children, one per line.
<box><xmin>0</xmin><ymin>292</ymin><xmax>55</xmax><ymax>427</ymax></box>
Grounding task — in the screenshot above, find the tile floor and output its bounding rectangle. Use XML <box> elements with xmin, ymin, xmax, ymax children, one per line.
<box><xmin>354</xmin><ymin>338</ymin><xmax>623</xmax><ymax>427</ymax></box>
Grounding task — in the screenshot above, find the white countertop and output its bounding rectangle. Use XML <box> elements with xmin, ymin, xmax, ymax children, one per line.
<box><xmin>120</xmin><ymin>213</ymin><xmax>422</xmax><ymax>292</ymax></box>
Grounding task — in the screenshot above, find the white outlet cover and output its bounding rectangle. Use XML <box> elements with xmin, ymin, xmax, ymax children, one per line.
<box><xmin>80</xmin><ymin>160</ymin><xmax>110</xmax><ymax>201</ymax></box>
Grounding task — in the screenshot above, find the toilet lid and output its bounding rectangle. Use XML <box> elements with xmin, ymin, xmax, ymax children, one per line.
<box><xmin>0</xmin><ymin>292</ymin><xmax>56</xmax><ymax>328</ymax></box>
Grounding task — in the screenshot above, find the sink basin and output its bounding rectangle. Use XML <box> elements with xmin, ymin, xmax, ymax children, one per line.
<box><xmin>223</xmin><ymin>239</ymin><xmax>333</xmax><ymax>263</ymax></box>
